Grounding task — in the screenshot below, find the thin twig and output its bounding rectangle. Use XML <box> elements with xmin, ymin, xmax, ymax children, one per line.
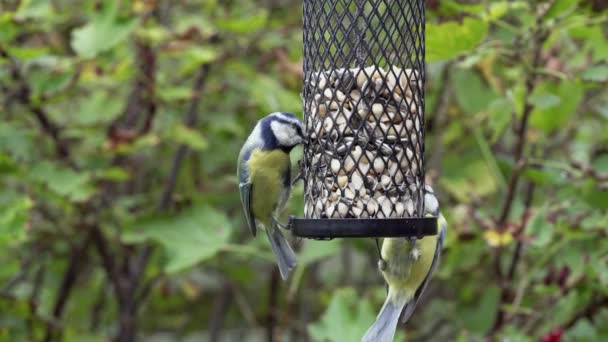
<box><xmin>43</xmin><ymin>234</ymin><xmax>92</xmax><ymax>342</ymax></box>
<box><xmin>208</xmin><ymin>283</ymin><xmax>233</xmax><ymax>341</ymax></box>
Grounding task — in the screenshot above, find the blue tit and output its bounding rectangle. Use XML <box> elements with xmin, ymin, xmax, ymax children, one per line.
<box><xmin>237</xmin><ymin>112</ymin><xmax>305</xmax><ymax>280</ymax></box>
<box><xmin>362</xmin><ymin>185</ymin><xmax>447</xmax><ymax>342</ymax></box>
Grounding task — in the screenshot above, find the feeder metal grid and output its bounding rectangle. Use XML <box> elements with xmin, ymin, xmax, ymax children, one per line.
<box><xmin>290</xmin><ymin>0</ymin><xmax>436</xmax><ymax>239</ymax></box>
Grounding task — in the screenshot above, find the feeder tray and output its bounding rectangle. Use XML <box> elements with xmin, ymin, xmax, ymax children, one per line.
<box><xmin>293</xmin><ymin>0</ymin><xmax>435</xmax><ymax>239</ymax></box>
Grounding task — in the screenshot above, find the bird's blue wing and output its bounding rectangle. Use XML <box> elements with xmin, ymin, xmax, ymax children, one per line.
<box><xmin>400</xmin><ymin>215</ymin><xmax>446</xmax><ymax>323</ymax></box>
<box><xmin>239</xmin><ymin>182</ymin><xmax>257</xmax><ymax>237</ymax></box>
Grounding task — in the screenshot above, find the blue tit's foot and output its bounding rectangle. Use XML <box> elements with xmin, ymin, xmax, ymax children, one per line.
<box><xmin>273</xmin><ymin>216</ymin><xmax>289</xmax><ymax>230</ymax></box>
<box><xmin>378</xmin><ymin>258</ymin><xmax>387</xmax><ymax>271</ymax></box>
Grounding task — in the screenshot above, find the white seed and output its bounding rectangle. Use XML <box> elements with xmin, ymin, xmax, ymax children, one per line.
<box><xmin>336</xmin><ymin>90</ymin><xmax>346</xmax><ymax>102</ymax></box>
<box><xmin>405</xmin><ymin>119</ymin><xmax>414</xmax><ymax>131</ymax></box>
<box><xmin>406</xmin><ymin>147</ymin><xmax>414</xmax><ymax>160</ymax></box>
<box><xmin>366</xmin><ymin>198</ymin><xmax>378</xmax><ymax>216</ymax></box>
<box><xmin>337</xmin><ymin>202</ymin><xmax>348</xmax><ymax>217</ymax></box>
<box><xmin>344</xmin><ymin>186</ymin><xmax>355</xmax><ymax>200</ymax></box>
<box><xmin>318</xmin><ymin>103</ymin><xmax>328</xmax><ymax>117</ymax></box>
<box><xmin>329</xmin><ymin>100</ymin><xmax>339</xmax><ymax>111</ymax></box>
<box><xmin>394</xmin><ymin>169</ymin><xmax>404</xmax><ymax>184</ymax></box>
<box><xmin>352</xmin><ymin>201</ymin><xmax>363</xmax><ymax>217</ymax></box>
<box><xmin>318</xmin><ymin>76</ymin><xmax>327</xmax><ymax>90</ymax></box>
<box><xmin>405</xmin><ymin>198</ymin><xmax>414</xmax><ymax>216</ymax></box>
<box><xmin>373</xmin><ymin>157</ymin><xmax>385</xmax><ymax>174</ymax></box>
<box><xmin>323</xmin><ymin>88</ymin><xmax>333</xmax><ymax>99</ymax></box>
<box><xmin>337</xmin><ymin>175</ymin><xmax>348</xmax><ymax>188</ymax></box>
<box><xmin>344</xmin><ymin>155</ymin><xmax>355</xmax><ymax>173</ymax></box>
<box><xmin>331</xmin><ymin>159</ymin><xmax>341</xmax><ymax>174</ymax></box>
<box><xmin>351</xmin><ymin>171</ymin><xmax>364</xmax><ymax>190</ymax></box>
<box><xmin>323</xmin><ymin>117</ymin><xmax>333</xmax><ymax>132</ymax></box>
<box><xmin>372</xmin><ymin>103</ymin><xmax>384</xmax><ymax>118</ymax></box>
<box><xmin>394</xmin><ymin>202</ymin><xmax>405</xmax><ymax>217</ymax></box>
<box><xmin>381</xmin><ymin>174</ymin><xmax>391</xmax><ymax>188</ymax></box>
<box><xmin>377</xmin><ymin>196</ymin><xmax>393</xmax><ymax>218</ymax></box>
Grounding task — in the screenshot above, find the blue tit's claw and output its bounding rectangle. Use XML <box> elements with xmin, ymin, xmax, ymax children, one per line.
<box><xmin>273</xmin><ymin>216</ymin><xmax>289</xmax><ymax>230</ymax></box>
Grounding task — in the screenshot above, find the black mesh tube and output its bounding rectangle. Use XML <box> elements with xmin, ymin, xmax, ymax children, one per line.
<box><xmin>291</xmin><ymin>0</ymin><xmax>435</xmax><ymax>239</ymax></box>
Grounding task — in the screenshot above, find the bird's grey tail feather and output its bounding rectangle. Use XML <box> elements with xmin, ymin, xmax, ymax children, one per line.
<box><xmin>361</xmin><ymin>297</ymin><xmax>406</xmax><ymax>342</ymax></box>
<box><xmin>399</xmin><ymin>301</ymin><xmax>418</xmax><ymax>324</ymax></box>
<box><xmin>265</xmin><ymin>227</ymin><xmax>296</xmax><ymax>280</ymax></box>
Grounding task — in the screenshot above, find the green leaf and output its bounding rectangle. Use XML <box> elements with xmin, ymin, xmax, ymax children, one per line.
<box><xmin>216</xmin><ymin>10</ymin><xmax>268</xmax><ymax>33</ymax></box>
<box><xmin>71</xmin><ymin>0</ymin><xmax>137</xmax><ymax>58</ymax></box>
<box><xmin>452</xmin><ymin>68</ymin><xmax>498</xmax><ymax>114</ymax></box>
<box><xmin>426</xmin><ymin>18</ymin><xmax>488</xmax><ymax>62</ymax></box>
<box><xmin>460</xmin><ymin>285</ymin><xmax>500</xmax><ymax>333</ymax></box>
<box><xmin>15</xmin><ymin>0</ymin><xmax>52</xmax><ymax>20</ymax></box>
<box><xmin>122</xmin><ymin>205</ymin><xmax>231</xmax><ymax>273</ymax></box>
<box><xmin>308</xmin><ymin>288</ymin><xmax>376</xmax><ymax>342</ymax></box>
<box><xmin>248</xmin><ymin>75</ymin><xmax>301</xmax><ymax>114</ymax></box>
<box><xmin>168</xmin><ymin>124</ymin><xmax>209</xmax><ymax>151</ymax></box>
<box><xmin>0</xmin><ymin>197</ymin><xmax>33</xmax><ymax>245</ymax></box>
<box><xmin>580</xmin><ymin>65</ymin><xmax>608</xmax><ymax>82</ymax></box>
<box><xmin>525</xmin><ymin>206</ymin><xmax>553</xmax><ymax>247</ymax></box>
<box><xmin>482</xmin><ymin>2</ymin><xmax>529</xmax><ymax>22</ymax></box>
<box><xmin>528</xmin><ymin>92</ymin><xmax>561</xmax><ymax>110</ymax></box>
<box><xmin>29</xmin><ymin>162</ymin><xmax>94</xmax><ymax>202</ymax></box>
<box><xmin>298</xmin><ymin>240</ymin><xmax>342</xmax><ymax>265</ymax></box>
<box><xmin>544</xmin><ymin>0</ymin><xmax>579</xmax><ymax>20</ymax></box>
<box><xmin>530</xmin><ymin>80</ymin><xmax>583</xmax><ymax>132</ymax></box>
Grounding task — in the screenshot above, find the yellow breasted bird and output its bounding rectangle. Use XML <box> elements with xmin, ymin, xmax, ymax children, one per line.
<box><xmin>362</xmin><ymin>185</ymin><xmax>447</xmax><ymax>342</ymax></box>
<box><xmin>237</xmin><ymin>112</ymin><xmax>305</xmax><ymax>280</ymax></box>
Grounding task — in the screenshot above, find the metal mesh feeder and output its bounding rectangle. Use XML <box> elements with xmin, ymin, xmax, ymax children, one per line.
<box><xmin>289</xmin><ymin>0</ymin><xmax>437</xmax><ymax>239</ymax></box>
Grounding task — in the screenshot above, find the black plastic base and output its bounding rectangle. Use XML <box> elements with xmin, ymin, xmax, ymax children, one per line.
<box><xmin>288</xmin><ymin>216</ymin><xmax>438</xmax><ymax>240</ymax></box>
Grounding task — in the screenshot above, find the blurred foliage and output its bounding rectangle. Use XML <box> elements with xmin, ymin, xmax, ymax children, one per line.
<box><xmin>1</xmin><ymin>0</ymin><xmax>608</xmax><ymax>341</ymax></box>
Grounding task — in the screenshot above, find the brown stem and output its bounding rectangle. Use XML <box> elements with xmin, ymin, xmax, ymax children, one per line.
<box><xmin>43</xmin><ymin>234</ymin><xmax>92</xmax><ymax>342</ymax></box>
<box><xmin>208</xmin><ymin>283</ymin><xmax>233</xmax><ymax>341</ymax></box>
<box><xmin>490</xmin><ymin>18</ymin><xmax>548</xmax><ymax>335</ymax></box>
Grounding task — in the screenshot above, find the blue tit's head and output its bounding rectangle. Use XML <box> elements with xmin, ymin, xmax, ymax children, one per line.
<box><xmin>259</xmin><ymin>112</ymin><xmax>305</xmax><ymax>152</ymax></box>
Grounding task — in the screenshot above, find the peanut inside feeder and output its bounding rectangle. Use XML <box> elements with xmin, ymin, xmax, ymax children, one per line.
<box><xmin>304</xmin><ymin>66</ymin><xmax>423</xmax><ymax>219</ymax></box>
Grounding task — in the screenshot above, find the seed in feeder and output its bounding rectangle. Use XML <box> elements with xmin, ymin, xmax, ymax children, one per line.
<box><xmin>377</xmin><ymin>196</ymin><xmax>393</xmax><ymax>218</ymax></box>
<box><xmin>337</xmin><ymin>175</ymin><xmax>348</xmax><ymax>188</ymax></box>
<box><xmin>405</xmin><ymin>198</ymin><xmax>415</xmax><ymax>216</ymax></box>
<box><xmin>323</xmin><ymin>88</ymin><xmax>333</xmax><ymax>100</ymax></box>
<box><xmin>344</xmin><ymin>186</ymin><xmax>355</xmax><ymax>200</ymax></box>
<box><xmin>366</xmin><ymin>198</ymin><xmax>378</xmax><ymax>216</ymax></box>
<box><xmin>344</xmin><ymin>155</ymin><xmax>355</xmax><ymax>173</ymax></box>
<box><xmin>318</xmin><ymin>76</ymin><xmax>327</xmax><ymax>90</ymax></box>
<box><xmin>351</xmin><ymin>201</ymin><xmax>364</xmax><ymax>217</ymax></box>
<box><xmin>323</xmin><ymin>117</ymin><xmax>333</xmax><ymax>132</ymax></box>
<box><xmin>330</xmin><ymin>158</ymin><xmax>341</xmax><ymax>174</ymax></box>
<box><xmin>373</xmin><ymin>157</ymin><xmax>385</xmax><ymax>174</ymax></box>
<box><xmin>318</xmin><ymin>103</ymin><xmax>328</xmax><ymax>117</ymax></box>
<box><xmin>381</xmin><ymin>174</ymin><xmax>391</xmax><ymax>188</ymax></box>
<box><xmin>405</xmin><ymin>119</ymin><xmax>414</xmax><ymax>131</ymax></box>
<box><xmin>329</xmin><ymin>100</ymin><xmax>339</xmax><ymax>111</ymax></box>
<box><xmin>394</xmin><ymin>202</ymin><xmax>405</xmax><ymax>217</ymax></box>
<box><xmin>335</xmin><ymin>90</ymin><xmax>346</xmax><ymax>102</ymax></box>
<box><xmin>351</xmin><ymin>171</ymin><xmax>364</xmax><ymax>191</ymax></box>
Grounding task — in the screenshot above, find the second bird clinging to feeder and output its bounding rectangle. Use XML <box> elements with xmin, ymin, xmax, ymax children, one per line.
<box><xmin>362</xmin><ymin>185</ymin><xmax>447</xmax><ymax>342</ymax></box>
<box><xmin>237</xmin><ymin>112</ymin><xmax>306</xmax><ymax>280</ymax></box>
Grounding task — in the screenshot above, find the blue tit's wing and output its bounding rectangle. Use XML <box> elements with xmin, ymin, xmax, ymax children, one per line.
<box><xmin>400</xmin><ymin>214</ymin><xmax>447</xmax><ymax>323</ymax></box>
<box><xmin>239</xmin><ymin>182</ymin><xmax>257</xmax><ymax>236</ymax></box>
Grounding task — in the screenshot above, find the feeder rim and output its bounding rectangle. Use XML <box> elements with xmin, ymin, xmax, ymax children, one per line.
<box><xmin>287</xmin><ymin>216</ymin><xmax>437</xmax><ymax>240</ymax></box>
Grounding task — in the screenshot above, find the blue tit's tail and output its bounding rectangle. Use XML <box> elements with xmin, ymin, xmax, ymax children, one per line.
<box><xmin>265</xmin><ymin>226</ymin><xmax>297</xmax><ymax>280</ymax></box>
<box><xmin>361</xmin><ymin>295</ymin><xmax>407</xmax><ymax>342</ymax></box>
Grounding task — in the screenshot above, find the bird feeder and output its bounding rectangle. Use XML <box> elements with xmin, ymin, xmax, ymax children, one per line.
<box><xmin>289</xmin><ymin>0</ymin><xmax>437</xmax><ymax>239</ymax></box>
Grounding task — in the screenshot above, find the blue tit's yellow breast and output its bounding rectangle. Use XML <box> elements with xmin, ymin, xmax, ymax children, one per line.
<box><xmin>247</xmin><ymin>149</ymin><xmax>291</xmax><ymax>225</ymax></box>
<box><xmin>382</xmin><ymin>235</ymin><xmax>438</xmax><ymax>298</ymax></box>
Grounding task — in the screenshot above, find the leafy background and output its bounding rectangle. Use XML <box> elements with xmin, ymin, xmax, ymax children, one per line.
<box><xmin>1</xmin><ymin>0</ymin><xmax>608</xmax><ymax>341</ymax></box>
